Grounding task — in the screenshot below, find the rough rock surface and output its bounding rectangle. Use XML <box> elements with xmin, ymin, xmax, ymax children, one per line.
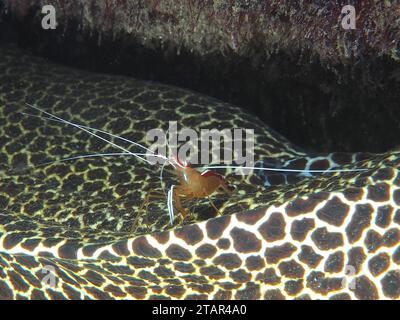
<box><xmin>1</xmin><ymin>1</ymin><xmax>399</xmax><ymax>152</ymax></box>
<box><xmin>2</xmin><ymin>0</ymin><xmax>399</xmax><ymax>62</ymax></box>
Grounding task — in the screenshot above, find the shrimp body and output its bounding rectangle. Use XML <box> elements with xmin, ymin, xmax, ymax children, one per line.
<box><xmin>172</xmin><ymin>162</ymin><xmax>231</xmax><ymax>218</ymax></box>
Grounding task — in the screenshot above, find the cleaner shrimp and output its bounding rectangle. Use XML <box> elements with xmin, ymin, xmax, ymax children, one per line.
<box><xmin>20</xmin><ymin>103</ymin><xmax>369</xmax><ymax>230</ymax></box>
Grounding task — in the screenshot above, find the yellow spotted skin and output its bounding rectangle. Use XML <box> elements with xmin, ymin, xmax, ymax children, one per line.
<box><xmin>0</xmin><ymin>45</ymin><xmax>399</xmax><ymax>300</ymax></box>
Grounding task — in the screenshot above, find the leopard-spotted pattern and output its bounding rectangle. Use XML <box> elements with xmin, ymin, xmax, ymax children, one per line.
<box><xmin>0</xmin><ymin>45</ymin><xmax>399</xmax><ymax>300</ymax></box>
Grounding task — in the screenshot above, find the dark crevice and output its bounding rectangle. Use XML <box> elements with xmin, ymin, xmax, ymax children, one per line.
<box><xmin>0</xmin><ymin>10</ymin><xmax>399</xmax><ymax>153</ymax></box>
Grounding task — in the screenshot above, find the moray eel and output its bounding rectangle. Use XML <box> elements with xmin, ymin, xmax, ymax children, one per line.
<box><xmin>0</xmin><ymin>45</ymin><xmax>399</xmax><ymax>300</ymax></box>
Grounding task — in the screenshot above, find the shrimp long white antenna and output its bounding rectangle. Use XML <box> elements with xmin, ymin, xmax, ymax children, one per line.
<box><xmin>31</xmin><ymin>152</ymin><xmax>169</xmax><ymax>170</ymax></box>
<box><xmin>20</xmin><ymin>111</ymin><xmax>155</xmax><ymax>155</ymax></box>
<box><xmin>25</xmin><ymin>103</ymin><xmax>165</xmax><ymax>166</ymax></box>
<box><xmin>200</xmin><ymin>165</ymin><xmax>369</xmax><ymax>174</ymax></box>
<box><xmin>159</xmin><ymin>127</ymin><xmax>185</xmax><ymax>198</ymax></box>
<box><xmin>4</xmin><ymin>152</ymin><xmax>131</xmax><ymax>174</ymax></box>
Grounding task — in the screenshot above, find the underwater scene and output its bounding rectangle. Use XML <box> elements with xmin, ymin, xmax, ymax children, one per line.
<box><xmin>0</xmin><ymin>0</ymin><xmax>399</xmax><ymax>303</ymax></box>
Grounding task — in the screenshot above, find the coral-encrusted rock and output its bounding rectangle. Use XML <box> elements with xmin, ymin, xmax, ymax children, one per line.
<box><xmin>2</xmin><ymin>0</ymin><xmax>399</xmax><ymax>63</ymax></box>
<box><xmin>1</xmin><ymin>1</ymin><xmax>400</xmax><ymax>153</ymax></box>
